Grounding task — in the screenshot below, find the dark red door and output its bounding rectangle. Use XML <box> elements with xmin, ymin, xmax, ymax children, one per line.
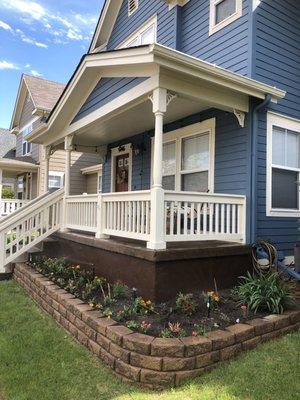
<box><xmin>115</xmin><ymin>154</ymin><xmax>129</xmax><ymax>192</ymax></box>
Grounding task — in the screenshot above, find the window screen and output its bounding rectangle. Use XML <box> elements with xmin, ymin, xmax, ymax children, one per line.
<box><xmin>162</xmin><ymin>141</ymin><xmax>176</xmax><ymax>190</ymax></box>
<box><xmin>272</xmin><ymin>168</ymin><xmax>298</xmax><ymax>209</ymax></box>
<box><xmin>215</xmin><ymin>0</ymin><xmax>236</xmax><ymax>24</ymax></box>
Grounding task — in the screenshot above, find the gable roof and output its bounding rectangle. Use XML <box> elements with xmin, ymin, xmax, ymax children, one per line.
<box><xmin>0</xmin><ymin>128</ymin><xmax>16</xmax><ymax>158</ymax></box>
<box><xmin>23</xmin><ymin>75</ymin><xmax>65</xmax><ymax>112</ymax></box>
<box><xmin>10</xmin><ymin>74</ymin><xmax>65</xmax><ymax>130</ymax></box>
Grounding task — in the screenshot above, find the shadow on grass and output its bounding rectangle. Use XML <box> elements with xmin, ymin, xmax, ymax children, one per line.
<box><xmin>0</xmin><ymin>281</ymin><xmax>299</xmax><ymax>400</ymax></box>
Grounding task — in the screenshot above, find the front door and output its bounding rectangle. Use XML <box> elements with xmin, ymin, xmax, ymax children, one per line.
<box><xmin>115</xmin><ymin>153</ymin><xmax>129</xmax><ymax>192</ymax></box>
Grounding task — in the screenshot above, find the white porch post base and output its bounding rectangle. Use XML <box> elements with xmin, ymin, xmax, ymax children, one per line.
<box><xmin>146</xmin><ymin>182</ymin><xmax>166</xmax><ymax>251</ymax></box>
<box><xmin>95</xmin><ymin>233</ymin><xmax>110</xmax><ymax>239</ymax></box>
<box><xmin>95</xmin><ymin>194</ymin><xmax>110</xmax><ymax>239</ymax></box>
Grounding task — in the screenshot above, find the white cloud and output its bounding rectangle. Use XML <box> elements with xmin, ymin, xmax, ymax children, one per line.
<box><xmin>30</xmin><ymin>69</ymin><xmax>42</xmax><ymax>77</ymax></box>
<box><xmin>0</xmin><ymin>60</ymin><xmax>19</xmax><ymax>70</ymax></box>
<box><xmin>2</xmin><ymin>0</ymin><xmax>46</xmax><ymax>20</ymax></box>
<box><xmin>66</xmin><ymin>29</ymin><xmax>83</xmax><ymax>41</ymax></box>
<box><xmin>16</xmin><ymin>29</ymin><xmax>48</xmax><ymax>48</ymax></box>
<box><xmin>0</xmin><ymin>20</ymin><xmax>12</xmax><ymax>30</ymax></box>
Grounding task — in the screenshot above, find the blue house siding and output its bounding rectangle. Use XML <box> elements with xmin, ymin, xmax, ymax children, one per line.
<box><xmin>252</xmin><ymin>0</ymin><xmax>300</xmax><ymax>255</ymax></box>
<box><xmin>73</xmin><ymin>77</ymin><xmax>147</xmax><ymax>123</ymax></box>
<box><xmin>180</xmin><ymin>0</ymin><xmax>250</xmax><ymax>76</ymax></box>
<box><xmin>254</xmin><ymin>0</ymin><xmax>300</xmax><ymax>119</ymax></box>
<box><xmin>255</xmin><ymin>113</ymin><xmax>300</xmax><ymax>255</ymax></box>
<box><xmin>107</xmin><ymin>0</ymin><xmax>176</xmax><ymax>50</ymax></box>
<box><xmin>102</xmin><ymin>109</ymin><xmax>252</xmax><ymax>241</ymax></box>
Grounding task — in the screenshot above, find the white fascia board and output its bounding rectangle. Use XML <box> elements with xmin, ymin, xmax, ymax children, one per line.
<box><xmin>81</xmin><ymin>164</ymin><xmax>103</xmax><ymax>175</ymax></box>
<box><xmin>89</xmin><ymin>0</ymin><xmax>123</xmax><ymax>52</ymax></box>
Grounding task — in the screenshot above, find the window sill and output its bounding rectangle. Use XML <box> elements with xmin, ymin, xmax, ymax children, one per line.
<box><xmin>267</xmin><ymin>209</ymin><xmax>300</xmax><ymax>218</ymax></box>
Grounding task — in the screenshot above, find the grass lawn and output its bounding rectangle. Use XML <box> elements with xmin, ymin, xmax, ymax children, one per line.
<box><xmin>0</xmin><ymin>281</ymin><xmax>299</xmax><ymax>400</ymax></box>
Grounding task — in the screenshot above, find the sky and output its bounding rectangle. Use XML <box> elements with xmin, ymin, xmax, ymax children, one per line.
<box><xmin>0</xmin><ymin>0</ymin><xmax>104</xmax><ymax>129</ymax></box>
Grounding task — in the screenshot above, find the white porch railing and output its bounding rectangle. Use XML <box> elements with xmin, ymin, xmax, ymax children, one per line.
<box><xmin>0</xmin><ymin>199</ymin><xmax>29</xmax><ymax>217</ymax></box>
<box><xmin>164</xmin><ymin>191</ymin><xmax>246</xmax><ymax>242</ymax></box>
<box><xmin>64</xmin><ymin>190</ymin><xmax>246</xmax><ymax>244</ymax></box>
<box><xmin>65</xmin><ymin>195</ymin><xmax>98</xmax><ymax>233</ymax></box>
<box><xmin>102</xmin><ymin>191</ymin><xmax>151</xmax><ymax>241</ymax></box>
<box><xmin>0</xmin><ymin>189</ymin><xmax>64</xmax><ymax>270</ymax></box>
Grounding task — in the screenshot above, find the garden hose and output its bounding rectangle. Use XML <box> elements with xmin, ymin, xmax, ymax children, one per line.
<box><xmin>251</xmin><ymin>240</ymin><xmax>279</xmax><ymax>275</ymax></box>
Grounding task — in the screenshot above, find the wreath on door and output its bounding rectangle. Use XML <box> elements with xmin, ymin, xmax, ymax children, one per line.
<box><xmin>116</xmin><ymin>169</ymin><xmax>128</xmax><ymax>185</ymax></box>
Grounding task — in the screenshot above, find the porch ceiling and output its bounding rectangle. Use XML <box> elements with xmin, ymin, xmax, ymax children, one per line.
<box><xmin>28</xmin><ymin>44</ymin><xmax>286</xmax><ymax>147</ymax></box>
<box><xmin>72</xmin><ymin>95</ymin><xmax>208</xmax><ymax>146</ymax></box>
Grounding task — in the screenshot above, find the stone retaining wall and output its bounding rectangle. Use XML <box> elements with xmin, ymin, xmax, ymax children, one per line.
<box><xmin>14</xmin><ymin>264</ymin><xmax>300</xmax><ymax>389</ymax></box>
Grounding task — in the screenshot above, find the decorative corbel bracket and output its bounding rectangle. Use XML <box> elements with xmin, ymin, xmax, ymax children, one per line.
<box><xmin>233</xmin><ymin>109</ymin><xmax>246</xmax><ymax>128</ymax></box>
<box><xmin>148</xmin><ymin>90</ymin><xmax>177</xmax><ymax>108</ymax></box>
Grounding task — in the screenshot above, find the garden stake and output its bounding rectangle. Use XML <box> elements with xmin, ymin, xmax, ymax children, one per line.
<box><xmin>207</xmin><ymin>295</ymin><xmax>211</xmax><ymax>318</ymax></box>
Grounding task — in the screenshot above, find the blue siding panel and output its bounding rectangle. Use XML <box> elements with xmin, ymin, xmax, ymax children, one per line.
<box><xmin>107</xmin><ymin>0</ymin><xmax>176</xmax><ymax>50</ymax></box>
<box><xmin>180</xmin><ymin>0</ymin><xmax>250</xmax><ymax>75</ymax></box>
<box><xmin>73</xmin><ymin>77</ymin><xmax>147</xmax><ymax>123</ymax></box>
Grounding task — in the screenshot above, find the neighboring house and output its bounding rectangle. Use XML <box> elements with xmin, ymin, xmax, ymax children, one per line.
<box><xmin>0</xmin><ymin>74</ymin><xmax>102</xmax><ymax>207</ymax></box>
<box><xmin>0</xmin><ymin>128</ymin><xmax>16</xmax><ymax>193</ymax></box>
<box><xmin>1</xmin><ymin>1</ymin><xmax>299</xmax><ymax>294</ymax></box>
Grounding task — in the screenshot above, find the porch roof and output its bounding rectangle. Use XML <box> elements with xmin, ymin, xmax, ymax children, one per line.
<box><xmin>0</xmin><ymin>157</ymin><xmax>38</xmax><ymax>174</ymax></box>
<box><xmin>28</xmin><ymin>44</ymin><xmax>286</xmax><ymax>147</ymax></box>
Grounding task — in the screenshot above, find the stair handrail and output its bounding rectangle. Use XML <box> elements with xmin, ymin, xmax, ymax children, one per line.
<box><xmin>0</xmin><ymin>188</ymin><xmax>65</xmax><ymax>232</ymax></box>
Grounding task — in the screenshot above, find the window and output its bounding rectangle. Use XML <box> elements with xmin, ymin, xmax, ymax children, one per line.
<box><xmin>120</xmin><ymin>16</ymin><xmax>157</xmax><ymax>48</ymax></box>
<box><xmin>154</xmin><ymin>119</ymin><xmax>215</xmax><ymax>192</ymax></box>
<box><xmin>21</xmin><ymin>123</ymin><xmax>33</xmax><ymax>155</ymax></box>
<box><xmin>48</xmin><ymin>171</ymin><xmax>64</xmax><ymax>189</ymax></box>
<box><xmin>267</xmin><ymin>113</ymin><xmax>300</xmax><ymax>217</ymax></box>
<box><xmin>209</xmin><ymin>0</ymin><xmax>242</xmax><ymax>35</ymax></box>
<box><xmin>128</xmin><ymin>0</ymin><xmax>138</xmax><ymax>16</ymax></box>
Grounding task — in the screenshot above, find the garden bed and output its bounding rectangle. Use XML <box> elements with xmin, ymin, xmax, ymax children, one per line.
<box><xmin>14</xmin><ymin>261</ymin><xmax>300</xmax><ymax>388</ymax></box>
<box><xmin>26</xmin><ymin>257</ymin><xmax>294</xmax><ymax>339</ymax></box>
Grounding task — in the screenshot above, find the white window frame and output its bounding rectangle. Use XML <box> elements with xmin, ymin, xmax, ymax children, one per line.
<box><xmin>119</xmin><ymin>16</ymin><xmax>157</xmax><ymax>49</ymax></box>
<box><xmin>209</xmin><ymin>0</ymin><xmax>243</xmax><ymax>36</ymax></box>
<box><xmin>48</xmin><ymin>171</ymin><xmax>64</xmax><ymax>189</ymax></box>
<box><xmin>21</xmin><ymin>121</ymin><xmax>33</xmax><ymax>156</ymax></box>
<box><xmin>151</xmin><ymin>119</ymin><xmax>216</xmax><ymax>192</ymax></box>
<box><xmin>266</xmin><ymin>112</ymin><xmax>300</xmax><ymax>218</ymax></box>
<box><xmin>110</xmin><ymin>143</ymin><xmax>133</xmax><ymax>192</ymax></box>
<box><xmin>128</xmin><ymin>0</ymin><xmax>139</xmax><ymax>16</ymax></box>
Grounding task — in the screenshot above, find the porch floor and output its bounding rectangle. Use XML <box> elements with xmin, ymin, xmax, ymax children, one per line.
<box><xmin>50</xmin><ymin>231</ymin><xmax>250</xmax><ymax>262</ymax></box>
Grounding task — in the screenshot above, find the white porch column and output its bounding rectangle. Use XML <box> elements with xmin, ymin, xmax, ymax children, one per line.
<box><xmin>44</xmin><ymin>146</ymin><xmax>51</xmax><ymax>193</ymax></box>
<box><xmin>61</xmin><ymin>135</ymin><xmax>73</xmax><ymax>232</ymax></box>
<box><xmin>147</xmin><ymin>88</ymin><xmax>167</xmax><ymax>250</ymax></box>
<box><xmin>64</xmin><ymin>135</ymin><xmax>73</xmax><ymax>197</ymax></box>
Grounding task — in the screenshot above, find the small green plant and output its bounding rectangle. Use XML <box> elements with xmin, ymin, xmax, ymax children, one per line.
<box><xmin>103</xmin><ymin>307</ymin><xmax>113</xmax><ymax>318</ymax></box>
<box><xmin>115</xmin><ymin>305</ymin><xmax>133</xmax><ymax>322</ymax></box>
<box><xmin>220</xmin><ymin>312</ymin><xmax>230</xmax><ymax>324</ymax></box>
<box><xmin>139</xmin><ymin>321</ymin><xmax>152</xmax><ymax>334</ymax></box>
<box><xmin>232</xmin><ymin>272</ymin><xmax>293</xmax><ymax>314</ymax></box>
<box><xmin>175</xmin><ymin>292</ymin><xmax>197</xmax><ymax>316</ymax></box>
<box><xmin>133</xmin><ymin>297</ymin><xmax>154</xmax><ymax>316</ymax></box>
<box><xmin>192</xmin><ymin>323</ymin><xmax>207</xmax><ymax>337</ymax></box>
<box><xmin>126</xmin><ymin>320</ymin><xmax>139</xmax><ymax>330</ymax></box>
<box><xmin>112</xmin><ymin>281</ymin><xmax>128</xmax><ymax>299</ymax></box>
<box><xmin>160</xmin><ymin>322</ymin><xmax>186</xmax><ymax>338</ymax></box>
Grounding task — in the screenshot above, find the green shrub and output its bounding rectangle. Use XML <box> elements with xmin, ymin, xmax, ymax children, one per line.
<box><xmin>112</xmin><ymin>281</ymin><xmax>128</xmax><ymax>299</ymax></box>
<box><xmin>2</xmin><ymin>187</ymin><xmax>15</xmax><ymax>199</ymax></box>
<box><xmin>232</xmin><ymin>272</ymin><xmax>293</xmax><ymax>314</ymax></box>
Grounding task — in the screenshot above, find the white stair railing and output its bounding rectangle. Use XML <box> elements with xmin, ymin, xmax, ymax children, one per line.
<box><xmin>0</xmin><ymin>188</ymin><xmax>64</xmax><ymax>271</ymax></box>
<box><xmin>0</xmin><ymin>199</ymin><xmax>29</xmax><ymax>217</ymax></box>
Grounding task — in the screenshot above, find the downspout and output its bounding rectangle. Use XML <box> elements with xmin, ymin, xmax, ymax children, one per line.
<box><xmin>250</xmin><ymin>93</ymin><xmax>272</xmax><ymax>243</ymax></box>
